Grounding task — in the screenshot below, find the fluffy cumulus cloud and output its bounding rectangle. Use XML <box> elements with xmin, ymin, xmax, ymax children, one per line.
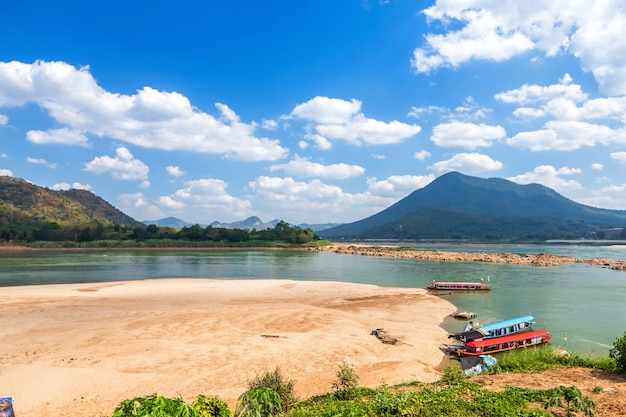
<box><xmin>0</xmin><ymin>60</ymin><xmax>287</xmax><ymax>161</ymax></box>
<box><xmin>507</xmin><ymin>165</ymin><xmax>582</xmax><ymax>193</ymax></box>
<box><xmin>51</xmin><ymin>182</ymin><xmax>92</xmax><ymax>191</ymax></box>
<box><xmin>431</xmin><ymin>121</ymin><xmax>506</xmax><ymax>149</ymax></box>
<box><xmin>366</xmin><ymin>174</ymin><xmax>435</xmax><ymax>197</ymax></box>
<box><xmin>0</xmin><ymin>169</ymin><xmax>13</xmax><ymax>176</ymax></box>
<box><xmin>0</xmin><ymin>113</ymin><xmax>7</xmax><ymax>125</ymax></box>
<box><xmin>26</xmin><ymin>127</ymin><xmax>89</xmax><ymax>146</ymax></box>
<box><xmin>166</xmin><ymin>165</ymin><xmax>185</xmax><ymax>177</ymax></box>
<box><xmin>287</xmin><ymin>96</ymin><xmax>421</xmax><ymax>147</ymax></box>
<box><xmin>269</xmin><ymin>155</ymin><xmax>365</xmax><ymax>179</ymax></box>
<box><xmin>413</xmin><ymin>1</ymin><xmax>626</xmax><ymax>96</ymax></box>
<box><xmin>248</xmin><ymin>176</ymin><xmax>397</xmax><ymax>223</ymax></box>
<box><xmin>611</xmin><ymin>151</ymin><xmax>626</xmax><ymax>163</ymax></box>
<box><xmin>429</xmin><ymin>152</ymin><xmax>503</xmax><ymax>174</ymax></box>
<box><xmin>495</xmin><ymin>75</ymin><xmax>626</xmax><ymax>151</ymax></box>
<box><xmin>155</xmin><ymin>178</ymin><xmax>253</xmax><ymax>222</ymax></box>
<box><xmin>84</xmin><ymin>147</ymin><xmax>149</xmax><ymax>181</ymax></box>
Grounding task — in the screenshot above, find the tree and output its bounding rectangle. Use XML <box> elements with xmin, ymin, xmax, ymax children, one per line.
<box><xmin>610</xmin><ymin>331</ymin><xmax>626</xmax><ymax>371</ymax></box>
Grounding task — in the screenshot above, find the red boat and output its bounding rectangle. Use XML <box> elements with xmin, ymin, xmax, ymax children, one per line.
<box><xmin>427</xmin><ymin>281</ymin><xmax>491</xmax><ymax>291</ymax></box>
<box><xmin>451</xmin><ymin>329</ymin><xmax>552</xmax><ymax>357</ymax></box>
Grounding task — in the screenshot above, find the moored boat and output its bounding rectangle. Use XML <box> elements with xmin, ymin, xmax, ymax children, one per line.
<box><xmin>427</xmin><ymin>281</ymin><xmax>491</xmax><ymax>291</ymax></box>
<box><xmin>449</xmin><ymin>315</ymin><xmax>535</xmax><ymax>342</ymax></box>
<box><xmin>450</xmin><ymin>329</ymin><xmax>552</xmax><ymax>356</ymax></box>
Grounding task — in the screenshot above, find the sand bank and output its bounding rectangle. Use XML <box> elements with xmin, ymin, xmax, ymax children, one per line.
<box><xmin>0</xmin><ymin>279</ymin><xmax>455</xmax><ymax>416</ymax></box>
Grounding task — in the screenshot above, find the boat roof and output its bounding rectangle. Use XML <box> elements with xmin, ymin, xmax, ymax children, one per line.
<box><xmin>466</xmin><ymin>329</ymin><xmax>550</xmax><ymax>348</ymax></box>
<box><xmin>432</xmin><ymin>281</ymin><xmax>489</xmax><ymax>285</ymax></box>
<box><xmin>480</xmin><ymin>316</ymin><xmax>535</xmax><ymax>332</ymax></box>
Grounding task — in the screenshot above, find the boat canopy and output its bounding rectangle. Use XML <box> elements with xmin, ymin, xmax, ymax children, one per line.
<box><xmin>480</xmin><ymin>315</ymin><xmax>535</xmax><ymax>333</ymax></box>
<box><xmin>465</xmin><ymin>329</ymin><xmax>550</xmax><ymax>348</ymax></box>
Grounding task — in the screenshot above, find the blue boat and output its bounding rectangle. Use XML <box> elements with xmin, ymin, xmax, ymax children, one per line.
<box><xmin>449</xmin><ymin>315</ymin><xmax>535</xmax><ymax>342</ymax></box>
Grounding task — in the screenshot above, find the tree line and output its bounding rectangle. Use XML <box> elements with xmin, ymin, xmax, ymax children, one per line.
<box><xmin>0</xmin><ymin>220</ymin><xmax>319</xmax><ymax>246</ymax></box>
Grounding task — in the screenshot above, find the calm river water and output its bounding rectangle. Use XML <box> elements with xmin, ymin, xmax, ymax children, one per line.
<box><xmin>1</xmin><ymin>244</ymin><xmax>625</xmax><ymax>357</ymax></box>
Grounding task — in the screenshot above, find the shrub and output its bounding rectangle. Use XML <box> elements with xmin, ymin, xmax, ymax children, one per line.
<box><xmin>236</xmin><ymin>388</ymin><xmax>284</xmax><ymax>417</ymax></box>
<box><xmin>331</xmin><ymin>362</ymin><xmax>360</xmax><ymax>400</ymax></box>
<box><xmin>246</xmin><ymin>367</ymin><xmax>297</xmax><ymax>405</ymax></box>
<box><xmin>609</xmin><ymin>331</ymin><xmax>626</xmax><ymax>371</ymax></box>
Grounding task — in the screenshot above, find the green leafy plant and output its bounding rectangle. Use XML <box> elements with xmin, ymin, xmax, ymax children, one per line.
<box><xmin>193</xmin><ymin>394</ymin><xmax>233</xmax><ymax>417</ymax></box>
<box><xmin>609</xmin><ymin>331</ymin><xmax>626</xmax><ymax>371</ymax></box>
<box><xmin>235</xmin><ymin>388</ymin><xmax>284</xmax><ymax>417</ymax></box>
<box><xmin>110</xmin><ymin>393</ymin><xmax>200</xmax><ymax>417</ymax></box>
<box><xmin>331</xmin><ymin>362</ymin><xmax>360</xmax><ymax>400</ymax></box>
<box><xmin>246</xmin><ymin>367</ymin><xmax>297</xmax><ymax>406</ymax></box>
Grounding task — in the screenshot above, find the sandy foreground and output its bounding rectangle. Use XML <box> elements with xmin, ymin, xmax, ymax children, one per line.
<box><xmin>0</xmin><ymin>278</ymin><xmax>456</xmax><ymax>416</ymax></box>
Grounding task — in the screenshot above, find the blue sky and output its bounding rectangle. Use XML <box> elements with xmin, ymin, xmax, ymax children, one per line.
<box><xmin>1</xmin><ymin>0</ymin><xmax>626</xmax><ymax>225</ymax></box>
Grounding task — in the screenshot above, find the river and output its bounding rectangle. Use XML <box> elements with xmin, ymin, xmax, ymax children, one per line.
<box><xmin>1</xmin><ymin>244</ymin><xmax>625</xmax><ymax>357</ymax></box>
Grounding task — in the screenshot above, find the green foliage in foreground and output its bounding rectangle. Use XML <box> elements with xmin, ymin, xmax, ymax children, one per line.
<box><xmin>609</xmin><ymin>331</ymin><xmax>626</xmax><ymax>371</ymax></box>
<box><xmin>491</xmin><ymin>344</ymin><xmax>618</xmax><ymax>373</ymax></box>
<box><xmin>108</xmin><ymin>358</ymin><xmax>605</xmax><ymax>417</ymax></box>
<box><xmin>110</xmin><ymin>393</ymin><xmax>232</xmax><ymax>417</ymax></box>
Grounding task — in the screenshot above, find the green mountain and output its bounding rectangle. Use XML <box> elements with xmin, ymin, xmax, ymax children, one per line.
<box><xmin>319</xmin><ymin>172</ymin><xmax>626</xmax><ymax>241</ymax></box>
<box><xmin>0</xmin><ymin>176</ymin><xmax>142</xmax><ymax>229</ymax></box>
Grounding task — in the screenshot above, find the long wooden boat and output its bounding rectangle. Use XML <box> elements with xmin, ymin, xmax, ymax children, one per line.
<box><xmin>426</xmin><ymin>281</ymin><xmax>491</xmax><ymax>291</ymax></box>
<box><xmin>450</xmin><ymin>329</ymin><xmax>552</xmax><ymax>357</ymax></box>
<box><xmin>449</xmin><ymin>315</ymin><xmax>535</xmax><ymax>342</ymax></box>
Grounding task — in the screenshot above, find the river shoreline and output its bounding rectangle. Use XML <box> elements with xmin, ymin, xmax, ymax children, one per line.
<box><xmin>312</xmin><ymin>243</ymin><xmax>626</xmax><ymax>270</ymax></box>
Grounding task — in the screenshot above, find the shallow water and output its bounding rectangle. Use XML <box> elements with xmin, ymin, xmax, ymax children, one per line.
<box><xmin>1</xmin><ymin>245</ymin><xmax>624</xmax><ymax>357</ymax></box>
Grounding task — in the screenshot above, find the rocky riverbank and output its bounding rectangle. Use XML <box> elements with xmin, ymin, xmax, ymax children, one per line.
<box><xmin>313</xmin><ymin>244</ymin><xmax>626</xmax><ymax>270</ymax></box>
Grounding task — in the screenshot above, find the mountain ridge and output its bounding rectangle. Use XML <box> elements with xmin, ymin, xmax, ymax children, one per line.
<box><xmin>318</xmin><ymin>172</ymin><xmax>626</xmax><ymax>240</ymax></box>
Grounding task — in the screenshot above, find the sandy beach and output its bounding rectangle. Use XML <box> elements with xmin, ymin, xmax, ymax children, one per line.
<box><xmin>0</xmin><ymin>279</ymin><xmax>456</xmax><ymax>416</ymax></box>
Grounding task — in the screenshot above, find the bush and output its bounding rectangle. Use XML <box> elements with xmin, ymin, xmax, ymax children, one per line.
<box><xmin>236</xmin><ymin>388</ymin><xmax>284</xmax><ymax>417</ymax></box>
<box><xmin>331</xmin><ymin>362</ymin><xmax>360</xmax><ymax>400</ymax></box>
<box><xmin>610</xmin><ymin>331</ymin><xmax>626</xmax><ymax>371</ymax></box>
<box><xmin>246</xmin><ymin>367</ymin><xmax>297</xmax><ymax>405</ymax></box>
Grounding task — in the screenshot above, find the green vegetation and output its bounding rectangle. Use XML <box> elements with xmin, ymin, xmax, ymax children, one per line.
<box><xmin>3</xmin><ymin>220</ymin><xmax>324</xmax><ymax>248</ymax></box>
<box><xmin>106</xmin><ymin>345</ymin><xmax>625</xmax><ymax>417</ymax></box>
<box><xmin>609</xmin><ymin>331</ymin><xmax>626</xmax><ymax>371</ymax></box>
<box><xmin>245</xmin><ymin>367</ymin><xmax>297</xmax><ymax>407</ymax></box>
<box><xmin>491</xmin><ymin>344</ymin><xmax>618</xmax><ymax>373</ymax></box>
<box><xmin>110</xmin><ymin>393</ymin><xmax>232</xmax><ymax>417</ymax></box>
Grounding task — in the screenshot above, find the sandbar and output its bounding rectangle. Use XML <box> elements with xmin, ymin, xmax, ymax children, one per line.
<box><xmin>0</xmin><ymin>279</ymin><xmax>455</xmax><ymax>416</ymax></box>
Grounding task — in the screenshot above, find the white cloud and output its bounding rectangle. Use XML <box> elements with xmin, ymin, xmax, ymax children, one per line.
<box><xmin>289</xmin><ymin>96</ymin><xmax>421</xmax><ymax>147</ymax></box>
<box><xmin>495</xmin><ymin>75</ymin><xmax>587</xmax><ymax>104</ymax></box>
<box><xmin>51</xmin><ymin>182</ymin><xmax>92</xmax><ymax>191</ymax></box>
<box><xmin>166</xmin><ymin>166</ymin><xmax>185</xmax><ymax>177</ymax></box>
<box><xmin>412</xmin><ymin>2</ymin><xmax>626</xmax><ymax>96</ymax></box>
<box><xmin>84</xmin><ymin>147</ymin><xmax>149</xmax><ymax>180</ymax></box>
<box><xmin>431</xmin><ymin>121</ymin><xmax>506</xmax><ymax>149</ymax></box>
<box><xmin>288</xmin><ymin>96</ymin><xmax>362</xmax><ymax>124</ymax></box>
<box><xmin>118</xmin><ymin>192</ymin><xmax>165</xmax><ymax>221</ymax></box>
<box><xmin>157</xmin><ymin>195</ymin><xmax>186</xmax><ymax>210</ymax></box>
<box><xmin>413</xmin><ymin>150</ymin><xmax>431</xmax><ymax>160</ymax></box>
<box><xmin>26</xmin><ymin>128</ymin><xmax>89</xmax><ymax>146</ymax></box>
<box><xmin>429</xmin><ymin>153</ymin><xmax>503</xmax><ymax>174</ymax></box>
<box><xmin>591</xmin><ymin>163</ymin><xmax>603</xmax><ymax>170</ymax></box>
<box><xmin>26</xmin><ymin>157</ymin><xmax>57</xmax><ymax>169</ymax></box>
<box><xmin>611</xmin><ymin>151</ymin><xmax>626</xmax><ymax>162</ymax></box>
<box><xmin>0</xmin><ymin>169</ymin><xmax>13</xmax><ymax>176</ymax></box>
<box><xmin>508</xmin><ymin>121</ymin><xmax>626</xmax><ymax>151</ymax></box>
<box><xmin>304</xmin><ymin>133</ymin><xmax>333</xmax><ymax>150</ymax></box>
<box><xmin>159</xmin><ymin>178</ymin><xmax>253</xmax><ymax>222</ymax></box>
<box><xmin>507</xmin><ymin>165</ymin><xmax>582</xmax><ymax>193</ymax></box>
<box><xmin>583</xmin><ymin>183</ymin><xmax>626</xmax><ymax>210</ymax></box>
<box><xmin>0</xmin><ymin>60</ymin><xmax>288</xmax><ymax>161</ymax></box>
<box><xmin>248</xmin><ymin>175</ymin><xmax>395</xmax><ymax>224</ymax></box>
<box><xmin>367</xmin><ymin>174</ymin><xmax>435</xmax><ymax>197</ymax></box>
<box><xmin>269</xmin><ymin>155</ymin><xmax>365</xmax><ymax>179</ymax></box>
<box><xmin>0</xmin><ymin>113</ymin><xmax>7</xmax><ymax>125</ymax></box>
